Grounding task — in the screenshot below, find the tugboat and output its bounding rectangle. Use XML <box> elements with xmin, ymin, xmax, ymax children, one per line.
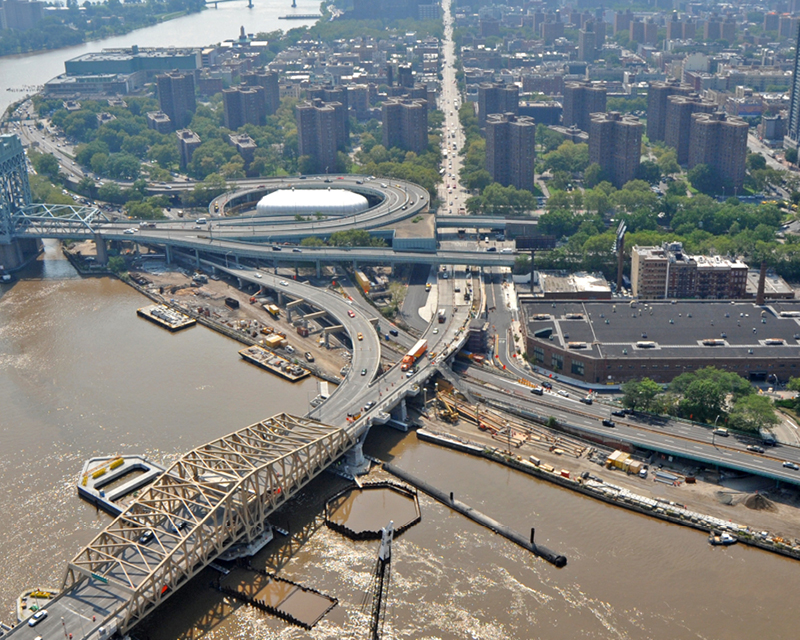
<box><xmin>708</xmin><ymin>531</ymin><xmax>738</xmax><ymax>546</ymax></box>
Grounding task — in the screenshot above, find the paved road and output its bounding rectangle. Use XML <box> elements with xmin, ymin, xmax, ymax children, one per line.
<box><xmin>400</xmin><ymin>264</ymin><xmax>434</xmax><ymax>333</ymax></box>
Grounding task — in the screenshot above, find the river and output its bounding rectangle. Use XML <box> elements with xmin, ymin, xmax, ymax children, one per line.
<box><xmin>0</xmin><ymin>0</ymin><xmax>320</xmax><ymax>117</ymax></box>
<box><xmin>0</xmin><ymin>245</ymin><xmax>797</xmax><ymax>639</ymax></box>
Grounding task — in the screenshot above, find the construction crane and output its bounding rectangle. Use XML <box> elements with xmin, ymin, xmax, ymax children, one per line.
<box><xmin>436</xmin><ymin>390</ymin><xmax>459</xmax><ymax>424</ymax></box>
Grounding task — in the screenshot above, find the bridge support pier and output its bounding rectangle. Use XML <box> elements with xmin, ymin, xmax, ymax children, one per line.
<box><xmin>316</xmin><ymin>260</ymin><xmax>321</xmax><ymax>278</ymax></box>
<box><xmin>195</xmin><ymin>249</ymin><xmax>200</xmax><ymax>269</ymax></box>
<box><xmin>341</xmin><ymin>432</ymin><xmax>370</xmax><ymax>476</ymax></box>
<box><xmin>295</xmin><ymin>265</ymin><xmax>299</xmax><ymax>279</ymax></box>
<box><xmin>94</xmin><ymin>234</ymin><xmax>108</xmax><ymax>265</ymax></box>
<box><xmin>165</xmin><ymin>245</ymin><xmax>172</xmax><ymax>264</ymax></box>
<box><xmin>353</xmin><ymin>260</ymin><xmax>358</xmax><ymax>272</ymax></box>
<box><xmin>277</xmin><ymin>291</ymin><xmax>284</xmax><ymax>306</ymax></box>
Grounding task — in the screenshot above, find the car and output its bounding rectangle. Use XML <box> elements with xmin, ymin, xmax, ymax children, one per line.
<box><xmin>389</xmin><ymin>329</ymin><xmax>399</xmax><ymax>336</ymax></box>
<box><xmin>305</xmin><ymin>352</ymin><xmax>314</xmax><ymax>362</ymax></box>
<box><xmin>361</xmin><ymin>368</ymin><xmax>367</xmax><ymax>376</ymax></box>
<box><xmin>747</xmin><ymin>445</ymin><xmax>765</xmax><ymax>453</ymax></box>
<box><xmin>292</xmin><ymin>248</ymin><xmax>302</xmax><ymax>253</ymax></box>
<box><xmin>406</xmin><ymin>370</ymin><xmax>415</xmax><ymax>378</ymax></box>
<box><xmin>611</xmin><ymin>410</ymin><xmax>626</xmax><ymax>417</ymax></box>
<box><xmin>580</xmin><ymin>396</ymin><xmax>593</xmax><ymax>405</ymax></box>
<box><xmin>138</xmin><ymin>529</ymin><xmax>155</xmax><ymax>544</ymax></box>
<box><xmin>28</xmin><ymin>610</ymin><xmax>48</xmax><ymax>627</ymax></box>
<box><xmin>123</xmin><ymin>228</ymin><xmax>135</xmax><ymax>234</ymax></box>
<box><xmin>279</xmin><ymin>280</ymin><xmax>289</xmax><ymax>286</ymax></box>
<box><xmin>272</xmin><ymin>246</ymin><xmax>282</xmax><ymax>251</ymax></box>
<box><xmin>601</xmin><ymin>419</ymin><xmax>616</xmax><ymax>428</ymax></box>
<box><xmin>357</xmin><ymin>332</ymin><xmax>363</xmax><ymax>341</ymax></box>
<box><xmin>486</xmin><ymin>246</ymin><xmax>497</xmax><ymax>252</ymax></box>
<box><xmin>348</xmin><ymin>310</ymin><xmax>356</xmax><ymax>318</ymax></box>
<box><xmin>364</xmin><ymin>401</ymin><xmax>375</xmax><ymax>411</ymax></box>
<box><xmin>168</xmin><ymin>521</ymin><xmax>188</xmax><ymax>534</ymax></box>
<box><xmin>783</xmin><ymin>461</ymin><xmax>799</xmax><ymax>470</ymax></box>
<box><xmin>541</xmin><ymin>381</ymin><xmax>552</xmax><ymax>389</ymax></box>
<box><xmin>254</xmin><ymin>273</ymin><xmax>262</xmax><ymax>278</ymax></box>
<box><xmin>433</xmin><ymin>327</ymin><xmax>439</xmax><ymax>334</ymax></box>
<box><xmin>557</xmin><ymin>389</ymin><xmax>569</xmax><ymax>398</ymax></box>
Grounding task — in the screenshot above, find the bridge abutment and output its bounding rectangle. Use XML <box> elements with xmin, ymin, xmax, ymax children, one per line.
<box><xmin>0</xmin><ymin>237</ymin><xmax>41</xmax><ymax>270</ymax></box>
<box><xmin>341</xmin><ymin>433</ymin><xmax>370</xmax><ymax>476</ymax></box>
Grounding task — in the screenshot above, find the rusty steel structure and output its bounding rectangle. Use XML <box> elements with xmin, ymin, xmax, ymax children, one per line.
<box><xmin>62</xmin><ymin>413</ymin><xmax>355</xmax><ymax>633</ymax></box>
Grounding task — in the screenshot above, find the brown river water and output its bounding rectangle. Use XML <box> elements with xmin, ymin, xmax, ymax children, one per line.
<box><xmin>0</xmin><ymin>243</ymin><xmax>796</xmax><ymax>639</ymax></box>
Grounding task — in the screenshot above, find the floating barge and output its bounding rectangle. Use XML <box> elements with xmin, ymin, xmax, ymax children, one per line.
<box><xmin>137</xmin><ymin>304</ymin><xmax>196</xmax><ymax>332</ymax></box>
<box><xmin>77</xmin><ymin>455</ymin><xmax>165</xmax><ymax>516</ymax></box>
<box><xmin>278</xmin><ymin>13</ymin><xmax>321</xmax><ymax>19</ymax></box>
<box><xmin>239</xmin><ymin>345</ymin><xmax>309</xmax><ymax>382</ymax></box>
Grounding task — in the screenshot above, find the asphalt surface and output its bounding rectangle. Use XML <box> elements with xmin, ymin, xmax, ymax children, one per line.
<box><xmin>399</xmin><ymin>264</ymin><xmax>434</xmax><ymax>333</ymax></box>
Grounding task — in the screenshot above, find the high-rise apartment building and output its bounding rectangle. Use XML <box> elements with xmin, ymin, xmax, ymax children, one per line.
<box><xmin>788</xmin><ymin>22</ymin><xmax>800</xmax><ymax>145</ymax></box>
<box><xmin>477</xmin><ymin>83</ymin><xmax>519</xmax><ymax>126</ymax></box>
<box><xmin>382</xmin><ymin>98</ymin><xmax>428</xmax><ymax>154</ymax></box>
<box><xmin>296</xmin><ymin>99</ymin><xmax>348</xmax><ymax>174</ymax></box>
<box><xmin>664</xmin><ymin>95</ymin><xmax>716</xmax><ymax>164</ymax></box>
<box><xmin>613</xmin><ymin>9</ymin><xmax>633</xmax><ymax>35</ymax></box>
<box><xmin>578</xmin><ymin>21</ymin><xmax>597</xmax><ymax>62</ymax></box>
<box><xmin>588</xmin><ymin>112</ymin><xmax>642</xmax><ymax>189</ymax></box>
<box><xmin>156</xmin><ymin>71</ymin><xmax>196</xmax><ymax>131</ymax></box>
<box><xmin>222</xmin><ymin>86</ymin><xmax>261</xmax><ymax>131</ymax></box>
<box><xmin>485</xmin><ymin>113</ymin><xmax>536</xmax><ymax>192</ymax></box>
<box><xmin>241</xmin><ymin>69</ymin><xmax>280</xmax><ymax>117</ymax></box>
<box><xmin>688</xmin><ymin>112</ymin><xmax>748</xmax><ymax>191</ymax></box>
<box><xmin>631</xmin><ymin>243</ymin><xmax>748</xmax><ymax>299</ymax></box>
<box><xmin>563</xmin><ymin>81</ymin><xmax>606</xmax><ymax>133</ymax></box>
<box><xmin>176</xmin><ymin>129</ymin><xmax>201</xmax><ymax>169</ymax></box>
<box><xmin>646</xmin><ymin>80</ymin><xmax>694</xmax><ymax>142</ymax></box>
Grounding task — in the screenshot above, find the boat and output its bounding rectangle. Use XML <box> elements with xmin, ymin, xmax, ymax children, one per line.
<box><xmin>708</xmin><ymin>531</ymin><xmax>738</xmax><ymax>546</ymax></box>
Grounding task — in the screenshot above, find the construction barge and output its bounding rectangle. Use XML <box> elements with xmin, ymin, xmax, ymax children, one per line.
<box><xmin>239</xmin><ymin>345</ymin><xmax>309</xmax><ymax>382</ymax></box>
<box><xmin>137</xmin><ymin>304</ymin><xmax>195</xmax><ymax>331</ymax></box>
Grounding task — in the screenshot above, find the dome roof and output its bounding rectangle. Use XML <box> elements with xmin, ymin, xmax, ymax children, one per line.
<box><xmin>255</xmin><ymin>188</ymin><xmax>369</xmax><ymax>217</ymax></box>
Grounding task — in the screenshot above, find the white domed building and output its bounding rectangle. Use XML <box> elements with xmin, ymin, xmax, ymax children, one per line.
<box><xmin>255</xmin><ymin>188</ymin><xmax>369</xmax><ymax>217</ymax></box>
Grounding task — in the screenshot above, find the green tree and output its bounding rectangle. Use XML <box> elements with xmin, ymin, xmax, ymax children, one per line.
<box><xmin>728</xmin><ymin>394</ymin><xmax>779</xmax><ymax>433</ymax></box>
<box><xmin>785</xmin><ymin>147</ymin><xmax>798</xmax><ymax>165</ymax></box>
<box><xmin>584</xmin><ymin>162</ymin><xmax>607</xmax><ymax>188</ymax></box>
<box><xmin>687</xmin><ymin>163</ymin><xmax>719</xmax><ymax>195</ymax></box>
<box><xmin>635</xmin><ymin>160</ymin><xmax>662</xmax><ymax>185</ymax></box>
<box><xmin>657</xmin><ymin>150</ymin><xmax>680</xmax><ymax>176</ymax></box>
<box><xmin>30</xmin><ymin>151</ymin><xmax>61</xmax><ymax>182</ymax></box>
<box><xmin>746</xmin><ymin>153</ymin><xmax>767</xmax><ymax>172</ymax></box>
<box><xmin>621</xmin><ymin>378</ymin><xmax>662</xmax><ymax>411</ymax></box>
<box><xmin>108</xmin><ymin>256</ymin><xmax>126</xmax><ymax>274</ymax></box>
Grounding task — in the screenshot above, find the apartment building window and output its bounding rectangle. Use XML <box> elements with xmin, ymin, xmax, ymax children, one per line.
<box><xmin>571</xmin><ymin>361</ymin><xmax>585</xmax><ymax>376</ymax></box>
<box><xmin>533</xmin><ymin>346</ymin><xmax>544</xmax><ymax>363</ymax></box>
<box><xmin>551</xmin><ymin>354</ymin><xmax>563</xmax><ymax>370</ymax></box>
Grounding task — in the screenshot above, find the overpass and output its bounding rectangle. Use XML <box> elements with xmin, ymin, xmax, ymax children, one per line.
<box><xmin>3</xmin><ymin>257</ymin><xmax>475</xmax><ymax>640</ymax></box>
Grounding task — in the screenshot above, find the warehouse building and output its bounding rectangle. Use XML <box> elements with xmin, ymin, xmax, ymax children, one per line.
<box><xmin>523</xmin><ymin>300</ymin><xmax>800</xmax><ymax>384</ymax></box>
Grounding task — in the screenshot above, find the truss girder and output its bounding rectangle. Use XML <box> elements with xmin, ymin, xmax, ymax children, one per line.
<box><xmin>63</xmin><ymin>413</ymin><xmax>354</xmax><ymax>633</ymax></box>
<box><xmin>11</xmin><ymin>203</ymin><xmax>110</xmax><ymax>237</ymax></box>
<box><xmin>0</xmin><ymin>135</ymin><xmax>31</xmax><ymax>242</ymax></box>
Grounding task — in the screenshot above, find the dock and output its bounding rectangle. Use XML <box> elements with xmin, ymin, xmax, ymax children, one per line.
<box><xmin>137</xmin><ymin>304</ymin><xmax>195</xmax><ymax>331</ymax></box>
<box><xmin>77</xmin><ymin>455</ymin><xmax>165</xmax><ymax>516</ymax></box>
<box><xmin>239</xmin><ymin>345</ymin><xmax>310</xmax><ymax>382</ymax></box>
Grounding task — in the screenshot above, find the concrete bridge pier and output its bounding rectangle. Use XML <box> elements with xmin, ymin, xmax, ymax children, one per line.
<box><xmin>294</xmin><ymin>265</ymin><xmax>299</xmax><ymax>279</ymax></box>
<box><xmin>195</xmin><ymin>249</ymin><xmax>200</xmax><ymax>269</ymax></box>
<box><xmin>388</xmin><ymin>398</ymin><xmax>410</xmax><ymax>432</ymax></box>
<box><xmin>94</xmin><ymin>234</ymin><xmax>108</xmax><ymax>264</ymax></box>
<box><xmin>316</xmin><ymin>260</ymin><xmax>321</xmax><ymax>278</ymax></box>
<box><xmin>165</xmin><ymin>245</ymin><xmax>172</xmax><ymax>264</ymax></box>
<box><xmin>341</xmin><ymin>432</ymin><xmax>370</xmax><ymax>476</ymax></box>
<box><xmin>353</xmin><ymin>260</ymin><xmax>358</xmax><ymax>272</ymax></box>
<box><xmin>237</xmin><ymin>277</ymin><xmax>244</xmax><ymax>289</ymax></box>
<box><xmin>277</xmin><ymin>291</ymin><xmax>285</xmax><ymax>306</ymax></box>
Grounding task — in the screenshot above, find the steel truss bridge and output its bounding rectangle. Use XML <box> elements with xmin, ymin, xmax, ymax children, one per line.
<box><xmin>9</xmin><ymin>414</ymin><xmax>356</xmax><ymax>639</ymax></box>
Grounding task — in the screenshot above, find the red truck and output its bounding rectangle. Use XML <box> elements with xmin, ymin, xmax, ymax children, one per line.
<box><xmin>401</xmin><ymin>339</ymin><xmax>428</xmax><ymax>371</ymax></box>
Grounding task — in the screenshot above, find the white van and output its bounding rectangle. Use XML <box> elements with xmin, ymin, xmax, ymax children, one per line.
<box><xmin>500</xmin><ymin>247</ymin><xmax>514</xmax><ymax>253</ymax></box>
<box><xmin>196</xmin><ymin>218</ymin><xmax>207</xmax><ymax>225</ymax></box>
<box><xmin>713</xmin><ymin>428</ymin><xmax>729</xmax><ymax>437</ymax></box>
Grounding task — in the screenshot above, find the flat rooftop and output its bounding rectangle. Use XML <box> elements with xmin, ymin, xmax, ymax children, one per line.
<box><xmin>746</xmin><ymin>270</ymin><xmax>794</xmax><ymax>297</ymax></box>
<box><xmin>536</xmin><ymin>271</ymin><xmax>610</xmax><ymax>296</ymax></box>
<box><xmin>524</xmin><ymin>300</ymin><xmax>800</xmax><ymax>359</ymax></box>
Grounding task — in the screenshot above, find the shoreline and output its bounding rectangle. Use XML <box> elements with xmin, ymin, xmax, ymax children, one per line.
<box><xmin>416</xmin><ymin>428</ymin><xmax>800</xmax><ymax>562</ymax></box>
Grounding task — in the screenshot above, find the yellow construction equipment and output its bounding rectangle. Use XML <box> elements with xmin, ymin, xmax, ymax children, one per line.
<box><xmin>436</xmin><ymin>389</ymin><xmax>459</xmax><ymax>423</ymax></box>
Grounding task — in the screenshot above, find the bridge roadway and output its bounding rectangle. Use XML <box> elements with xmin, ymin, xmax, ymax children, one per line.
<box><xmin>3</xmin><ymin>260</ymin><xmax>474</xmax><ymax>640</ymax></box>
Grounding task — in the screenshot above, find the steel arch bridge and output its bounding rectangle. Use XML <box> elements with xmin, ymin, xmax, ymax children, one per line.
<box><xmin>62</xmin><ymin>413</ymin><xmax>355</xmax><ymax>633</ymax></box>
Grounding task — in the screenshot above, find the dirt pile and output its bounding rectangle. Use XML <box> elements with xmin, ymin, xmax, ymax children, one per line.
<box><xmin>742</xmin><ymin>493</ymin><xmax>777</xmax><ymax>512</ymax></box>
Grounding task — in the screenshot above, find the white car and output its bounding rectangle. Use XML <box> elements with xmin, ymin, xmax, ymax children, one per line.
<box><xmin>123</xmin><ymin>228</ymin><xmax>136</xmax><ymax>234</ymax></box>
<box><xmin>279</xmin><ymin>280</ymin><xmax>289</xmax><ymax>286</ymax></box>
<box><xmin>28</xmin><ymin>610</ymin><xmax>48</xmax><ymax>627</ymax></box>
<box><xmin>255</xmin><ymin>273</ymin><xmax>262</xmax><ymax>278</ymax></box>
